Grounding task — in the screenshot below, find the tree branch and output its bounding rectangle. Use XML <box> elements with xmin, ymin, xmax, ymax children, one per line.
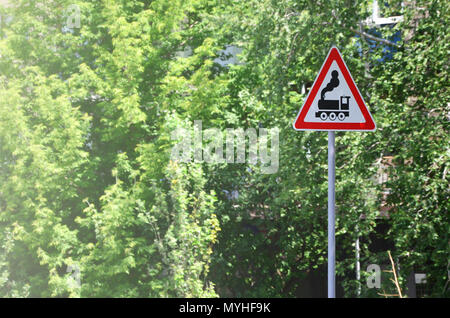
<box><xmin>388</xmin><ymin>250</ymin><xmax>403</xmax><ymax>298</ymax></box>
<box><xmin>350</xmin><ymin>27</ymin><xmax>401</xmax><ymax>48</ymax></box>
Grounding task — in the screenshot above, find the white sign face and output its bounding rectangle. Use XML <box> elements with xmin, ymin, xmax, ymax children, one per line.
<box><xmin>293</xmin><ymin>46</ymin><xmax>376</xmax><ymax>131</ymax></box>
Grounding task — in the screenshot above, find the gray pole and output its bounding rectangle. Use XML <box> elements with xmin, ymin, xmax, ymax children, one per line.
<box><xmin>356</xmin><ymin>231</ymin><xmax>361</xmax><ymax>297</ymax></box>
<box><xmin>328</xmin><ymin>131</ymin><xmax>336</xmax><ymax>298</ymax></box>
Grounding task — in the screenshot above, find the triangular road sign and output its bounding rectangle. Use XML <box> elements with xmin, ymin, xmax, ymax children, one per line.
<box><xmin>293</xmin><ymin>46</ymin><xmax>376</xmax><ymax>131</ymax></box>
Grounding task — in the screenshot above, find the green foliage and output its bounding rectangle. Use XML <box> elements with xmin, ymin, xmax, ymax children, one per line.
<box><xmin>0</xmin><ymin>0</ymin><xmax>448</xmax><ymax>297</ymax></box>
<box><xmin>0</xmin><ymin>0</ymin><xmax>219</xmax><ymax>297</ymax></box>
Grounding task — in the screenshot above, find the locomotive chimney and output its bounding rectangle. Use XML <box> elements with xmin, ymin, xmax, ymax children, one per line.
<box><xmin>321</xmin><ymin>70</ymin><xmax>340</xmax><ymax>100</ymax></box>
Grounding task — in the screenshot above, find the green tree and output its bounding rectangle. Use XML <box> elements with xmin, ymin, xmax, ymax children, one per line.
<box><xmin>0</xmin><ymin>0</ymin><xmax>448</xmax><ymax>298</ymax></box>
<box><xmin>0</xmin><ymin>0</ymin><xmax>220</xmax><ymax>297</ymax></box>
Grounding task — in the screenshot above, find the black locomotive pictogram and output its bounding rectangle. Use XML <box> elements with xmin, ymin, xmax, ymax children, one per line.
<box><xmin>315</xmin><ymin>70</ymin><xmax>350</xmax><ymax>121</ymax></box>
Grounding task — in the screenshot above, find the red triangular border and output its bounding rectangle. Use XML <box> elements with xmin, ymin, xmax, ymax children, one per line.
<box><xmin>293</xmin><ymin>47</ymin><xmax>376</xmax><ymax>131</ymax></box>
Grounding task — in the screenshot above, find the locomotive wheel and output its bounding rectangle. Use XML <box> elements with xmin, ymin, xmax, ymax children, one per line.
<box><xmin>320</xmin><ymin>112</ymin><xmax>328</xmax><ymax>121</ymax></box>
<box><xmin>338</xmin><ymin>113</ymin><xmax>345</xmax><ymax>121</ymax></box>
<box><xmin>329</xmin><ymin>112</ymin><xmax>336</xmax><ymax>121</ymax></box>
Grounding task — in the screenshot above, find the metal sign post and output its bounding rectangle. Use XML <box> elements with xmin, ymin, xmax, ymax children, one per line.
<box><xmin>328</xmin><ymin>131</ymin><xmax>335</xmax><ymax>298</ymax></box>
<box><xmin>293</xmin><ymin>46</ymin><xmax>376</xmax><ymax>298</ymax></box>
